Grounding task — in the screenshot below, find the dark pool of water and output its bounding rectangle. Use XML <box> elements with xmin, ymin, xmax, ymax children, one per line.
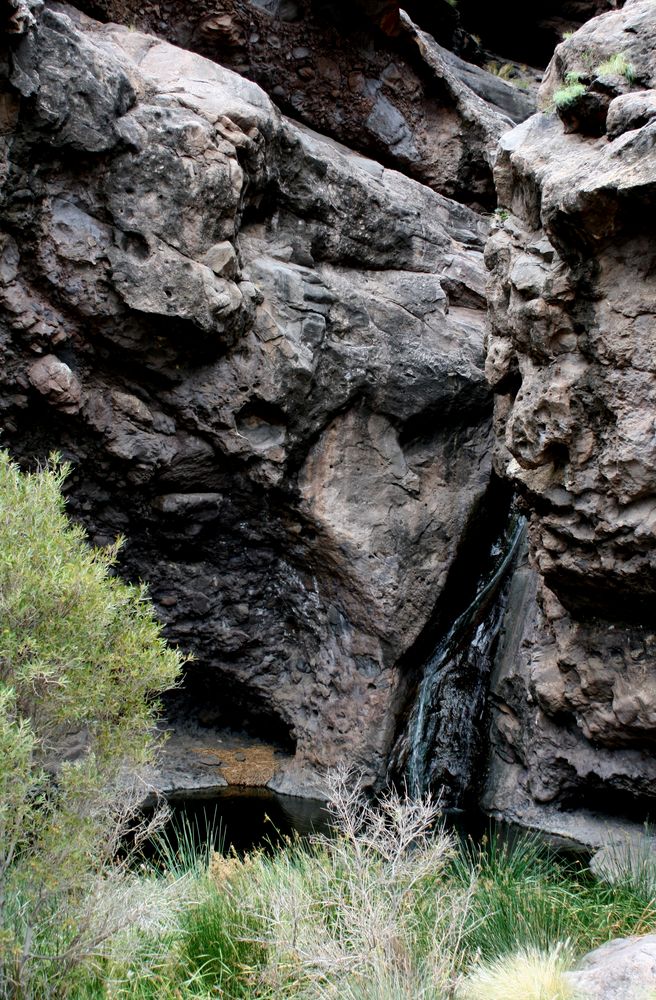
<box><xmin>149</xmin><ymin>789</ymin><xmax>592</xmax><ymax>867</ymax></box>
<box><xmin>159</xmin><ymin>787</ymin><xmax>332</xmax><ymax>856</ymax></box>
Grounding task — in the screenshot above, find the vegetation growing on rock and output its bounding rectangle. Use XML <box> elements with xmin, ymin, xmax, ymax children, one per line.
<box><xmin>553</xmin><ymin>71</ymin><xmax>587</xmax><ymax>108</ymax></box>
<box><xmin>22</xmin><ymin>771</ymin><xmax>656</xmax><ymax>998</ymax></box>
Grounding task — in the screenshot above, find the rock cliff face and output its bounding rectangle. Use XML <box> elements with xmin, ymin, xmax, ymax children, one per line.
<box><xmin>69</xmin><ymin>0</ymin><xmax>534</xmax><ymax>206</ymax></box>
<box><xmin>0</xmin><ymin>2</ymin><xmax>504</xmax><ymax>796</ymax></box>
<box><xmin>3</xmin><ymin>0</ymin><xmax>654</xmax><ymax>826</ymax></box>
<box><xmin>483</xmin><ymin>0</ymin><xmax>656</xmax><ymax>834</ymax></box>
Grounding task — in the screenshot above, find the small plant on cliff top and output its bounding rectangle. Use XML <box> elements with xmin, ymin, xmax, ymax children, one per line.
<box><xmin>595</xmin><ymin>52</ymin><xmax>636</xmax><ymax>84</ymax></box>
<box><xmin>0</xmin><ymin>451</ymin><xmax>184</xmax><ymax>996</ymax></box>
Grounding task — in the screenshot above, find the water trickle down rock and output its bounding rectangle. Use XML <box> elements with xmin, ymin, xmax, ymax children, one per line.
<box><xmin>392</xmin><ymin>509</ymin><xmax>526</xmax><ymax>806</ymax></box>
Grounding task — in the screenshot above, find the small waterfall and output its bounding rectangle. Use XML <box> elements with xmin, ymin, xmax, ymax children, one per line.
<box><xmin>393</xmin><ymin>510</ymin><xmax>526</xmax><ymax>804</ymax></box>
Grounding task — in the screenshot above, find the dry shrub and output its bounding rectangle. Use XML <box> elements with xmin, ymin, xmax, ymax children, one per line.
<box><xmin>217</xmin><ymin>765</ymin><xmax>474</xmax><ymax>999</ymax></box>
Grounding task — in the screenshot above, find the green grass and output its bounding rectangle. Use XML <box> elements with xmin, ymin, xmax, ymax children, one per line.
<box><xmin>553</xmin><ymin>52</ymin><xmax>637</xmax><ymax>113</ymax></box>
<box><xmin>452</xmin><ymin>828</ymin><xmax>656</xmax><ymax>964</ymax></box>
<box><xmin>10</xmin><ymin>782</ymin><xmax>656</xmax><ymax>998</ymax></box>
<box><xmin>553</xmin><ymin>80</ymin><xmax>587</xmax><ymax>109</ymax></box>
<box><xmin>595</xmin><ymin>52</ymin><xmax>636</xmax><ymax>84</ymax></box>
<box><xmin>176</xmin><ymin>884</ymin><xmax>270</xmax><ymax>998</ymax></box>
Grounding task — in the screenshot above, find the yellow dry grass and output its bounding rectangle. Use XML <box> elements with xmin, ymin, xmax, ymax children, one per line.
<box><xmin>457</xmin><ymin>947</ymin><xmax>575</xmax><ymax>1000</ymax></box>
<box><xmin>193</xmin><ymin>744</ymin><xmax>277</xmax><ymax>786</ymax></box>
<box><xmin>208</xmin><ymin>851</ymin><xmax>248</xmax><ymax>886</ymax></box>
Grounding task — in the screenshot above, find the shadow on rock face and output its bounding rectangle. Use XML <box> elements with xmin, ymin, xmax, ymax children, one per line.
<box><xmin>0</xmin><ymin>4</ymin><xmax>499</xmax><ymax>796</ymax></box>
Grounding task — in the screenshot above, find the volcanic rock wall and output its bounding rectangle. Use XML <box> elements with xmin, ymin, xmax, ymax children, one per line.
<box><xmin>0</xmin><ymin>2</ymin><xmax>508</xmax><ymax>796</ymax></box>
<box><xmin>70</xmin><ymin>0</ymin><xmax>534</xmax><ymax>205</ymax></box>
<box><xmin>3</xmin><ymin>0</ymin><xmax>654</xmax><ymax>826</ymax></box>
<box><xmin>482</xmin><ymin>0</ymin><xmax>656</xmax><ymax>837</ymax></box>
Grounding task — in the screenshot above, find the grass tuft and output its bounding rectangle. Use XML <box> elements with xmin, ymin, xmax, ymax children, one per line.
<box><xmin>457</xmin><ymin>946</ymin><xmax>575</xmax><ymax>1000</ymax></box>
<box><xmin>595</xmin><ymin>52</ymin><xmax>636</xmax><ymax>84</ymax></box>
<box><xmin>553</xmin><ymin>81</ymin><xmax>587</xmax><ymax>108</ymax></box>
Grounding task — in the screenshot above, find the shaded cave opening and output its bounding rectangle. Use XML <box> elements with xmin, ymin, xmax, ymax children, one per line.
<box><xmin>148</xmin><ymin>667</ymin><xmax>311</xmax><ymax>854</ymax></box>
<box><xmin>560</xmin><ymin>783</ymin><xmax>656</xmax><ymax>826</ymax></box>
<box><xmin>163</xmin><ymin>664</ymin><xmax>297</xmax><ymax>754</ymax></box>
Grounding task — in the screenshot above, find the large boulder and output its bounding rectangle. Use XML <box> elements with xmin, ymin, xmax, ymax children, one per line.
<box><xmin>0</xmin><ymin>3</ymin><xmax>496</xmax><ymax>796</ymax></box>
<box><xmin>567</xmin><ymin>935</ymin><xmax>656</xmax><ymax>1000</ymax></box>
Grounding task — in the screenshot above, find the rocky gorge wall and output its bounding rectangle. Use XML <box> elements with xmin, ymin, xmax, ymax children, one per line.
<box><xmin>0</xmin><ymin>0</ymin><xmax>510</xmax><ymax>797</ymax></box>
<box><xmin>1</xmin><ymin>0</ymin><xmax>655</xmax><ymax>835</ymax></box>
<box><xmin>483</xmin><ymin>0</ymin><xmax>656</xmax><ymax>841</ymax></box>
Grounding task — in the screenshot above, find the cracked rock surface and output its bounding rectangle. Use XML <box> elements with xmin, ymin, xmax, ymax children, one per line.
<box><xmin>69</xmin><ymin>0</ymin><xmax>535</xmax><ymax>207</ymax></box>
<box><xmin>0</xmin><ymin>3</ymin><xmax>498</xmax><ymax>796</ymax></box>
<box><xmin>482</xmin><ymin>0</ymin><xmax>656</xmax><ymax>833</ymax></box>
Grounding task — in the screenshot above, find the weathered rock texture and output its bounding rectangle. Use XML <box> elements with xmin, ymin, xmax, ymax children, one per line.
<box><xmin>567</xmin><ymin>934</ymin><xmax>656</xmax><ymax>1000</ymax></box>
<box><xmin>482</xmin><ymin>0</ymin><xmax>656</xmax><ymax>832</ymax></box>
<box><xmin>0</xmin><ymin>2</ymin><xmax>500</xmax><ymax>796</ymax></box>
<box><xmin>71</xmin><ymin>0</ymin><xmax>534</xmax><ymax>206</ymax></box>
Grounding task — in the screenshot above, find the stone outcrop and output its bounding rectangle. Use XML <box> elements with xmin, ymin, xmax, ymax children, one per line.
<box><xmin>482</xmin><ymin>0</ymin><xmax>656</xmax><ymax>834</ymax></box>
<box><xmin>0</xmin><ymin>3</ymin><xmax>501</xmax><ymax>797</ymax></box>
<box><xmin>69</xmin><ymin>0</ymin><xmax>534</xmax><ymax>206</ymax></box>
<box><xmin>567</xmin><ymin>934</ymin><xmax>656</xmax><ymax>1000</ymax></box>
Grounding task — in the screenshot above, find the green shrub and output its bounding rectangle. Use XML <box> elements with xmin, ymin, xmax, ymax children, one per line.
<box><xmin>0</xmin><ymin>451</ymin><xmax>184</xmax><ymax>996</ymax></box>
<box><xmin>595</xmin><ymin>52</ymin><xmax>636</xmax><ymax>84</ymax></box>
<box><xmin>553</xmin><ymin>80</ymin><xmax>588</xmax><ymax>109</ymax></box>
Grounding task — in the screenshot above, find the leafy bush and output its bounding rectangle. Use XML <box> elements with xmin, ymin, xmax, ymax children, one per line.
<box><xmin>0</xmin><ymin>451</ymin><xmax>183</xmax><ymax>996</ymax></box>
